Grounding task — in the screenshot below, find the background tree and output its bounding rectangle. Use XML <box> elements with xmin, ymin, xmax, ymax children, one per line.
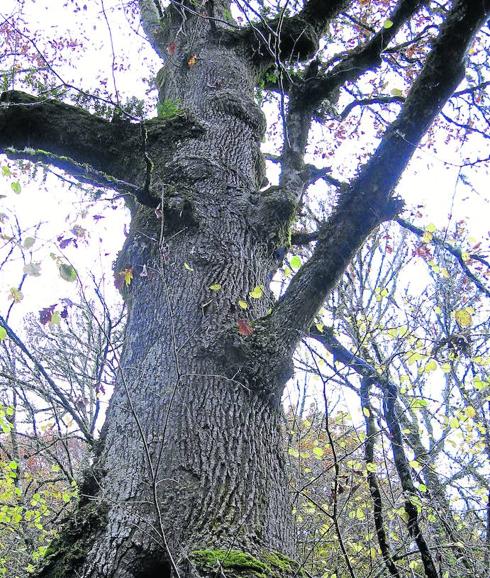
<box><xmin>0</xmin><ymin>1</ymin><xmax>489</xmax><ymax>577</ymax></box>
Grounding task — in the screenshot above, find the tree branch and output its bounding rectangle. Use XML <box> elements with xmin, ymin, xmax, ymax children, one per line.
<box><xmin>263</xmin><ymin>0</ymin><xmax>490</xmax><ymax>353</ymax></box>
<box><xmin>139</xmin><ymin>0</ymin><xmax>168</xmax><ymax>59</ymax></box>
<box><xmin>0</xmin><ymin>91</ymin><xmax>141</xmax><ymax>182</ymax></box>
<box><xmin>395</xmin><ymin>217</ymin><xmax>490</xmax><ymax>298</ymax></box>
<box><xmin>241</xmin><ymin>0</ymin><xmax>349</xmax><ymax>64</ymax></box>
<box><xmin>300</xmin><ymin>0</ymin><xmax>427</xmax><ymax>108</ymax></box>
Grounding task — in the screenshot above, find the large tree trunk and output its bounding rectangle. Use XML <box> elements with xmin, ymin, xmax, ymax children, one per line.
<box><xmin>38</xmin><ymin>4</ymin><xmax>299</xmax><ymax>578</ymax></box>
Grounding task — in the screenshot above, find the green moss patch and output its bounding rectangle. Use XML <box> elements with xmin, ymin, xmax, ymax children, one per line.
<box><xmin>190</xmin><ymin>549</ymin><xmax>305</xmax><ymax>577</ymax></box>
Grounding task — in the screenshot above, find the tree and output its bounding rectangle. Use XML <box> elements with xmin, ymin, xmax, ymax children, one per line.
<box><xmin>0</xmin><ymin>1</ymin><xmax>489</xmax><ymax>577</ymax></box>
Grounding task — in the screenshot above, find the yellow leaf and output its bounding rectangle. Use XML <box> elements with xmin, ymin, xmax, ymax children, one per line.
<box><xmin>363</xmin><ymin>407</ymin><xmax>370</xmax><ymax>417</ymax></box>
<box><xmin>209</xmin><ymin>283</ymin><xmax>222</xmax><ymax>292</ymax></box>
<box><xmin>426</xmin><ymin>223</ymin><xmax>437</xmax><ymax>233</ymax></box>
<box><xmin>249</xmin><ymin>285</ymin><xmax>263</xmax><ymax>299</ymax></box>
<box><xmin>454</xmin><ymin>308</ymin><xmax>472</xmax><ymax>327</ymax></box>
<box><xmin>465</xmin><ymin>406</ymin><xmax>476</xmax><ymax>419</ymax></box>
<box><xmin>184</xmin><ymin>262</ymin><xmax>194</xmax><ymax>271</ymax></box>
<box><xmin>187</xmin><ymin>54</ymin><xmax>198</xmax><ymax>67</ymax></box>
<box><xmin>238</xmin><ymin>300</ymin><xmax>248</xmax><ymax>310</ymax></box>
<box><xmin>123</xmin><ymin>268</ymin><xmax>133</xmax><ymax>286</ymax></box>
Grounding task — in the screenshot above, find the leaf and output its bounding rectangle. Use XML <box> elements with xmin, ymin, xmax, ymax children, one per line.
<box><xmin>426</xmin><ymin>223</ymin><xmax>437</xmax><ymax>233</ymax></box>
<box><xmin>0</xmin><ymin>327</ymin><xmax>7</xmax><ymax>341</ymax></box>
<box><xmin>290</xmin><ymin>255</ymin><xmax>302</xmax><ymax>270</ymax></box>
<box><xmin>238</xmin><ymin>299</ymin><xmax>248</xmax><ymax>310</ymax></box>
<box><xmin>237</xmin><ymin>319</ymin><xmax>253</xmax><ymax>336</ymax></box>
<box><xmin>383</xmin><ymin>19</ymin><xmax>394</xmax><ymax>29</ymax></box>
<box><xmin>184</xmin><ymin>262</ymin><xmax>194</xmax><ymax>271</ymax></box>
<box><xmin>249</xmin><ymin>285</ymin><xmax>263</xmax><ymax>299</ymax></box>
<box><xmin>50</xmin><ymin>311</ymin><xmax>61</xmax><ymax>325</ymax></box>
<box><xmin>9</xmin><ymin>287</ymin><xmax>23</xmax><ymax>303</ymax></box>
<box><xmin>187</xmin><ymin>54</ymin><xmax>198</xmax><ymax>67</ymax></box>
<box><xmin>39</xmin><ymin>305</ymin><xmax>57</xmax><ymax>325</ymax></box>
<box><xmin>209</xmin><ymin>283</ymin><xmax>222</xmax><ymax>292</ymax></box>
<box><xmin>10</xmin><ymin>181</ymin><xmax>21</xmax><ymax>194</ymax></box>
<box><xmin>465</xmin><ymin>406</ymin><xmax>476</xmax><ymax>419</ymax></box>
<box><xmin>390</xmin><ymin>87</ymin><xmax>403</xmax><ymax>97</ymax></box>
<box><xmin>167</xmin><ymin>42</ymin><xmax>176</xmax><ymax>55</ymax></box>
<box><xmin>123</xmin><ymin>267</ymin><xmax>133</xmax><ymax>286</ymax></box>
<box><xmin>366</xmin><ymin>462</ymin><xmax>377</xmax><ymax>473</ymax></box>
<box><xmin>23</xmin><ymin>262</ymin><xmax>42</xmax><ymax>276</ymax></box>
<box><xmin>59</xmin><ymin>263</ymin><xmax>78</xmax><ymax>282</ymax></box>
<box><xmin>449</xmin><ymin>417</ymin><xmax>459</xmax><ymax>429</ymax></box>
<box><xmin>313</xmin><ymin>447</ymin><xmax>324</xmax><ymax>458</ymax></box>
<box><xmin>23</xmin><ymin>237</ymin><xmax>36</xmax><ymax>249</ymax></box>
<box><xmin>1</xmin><ymin>165</ymin><xmax>11</xmax><ymax>177</ymax></box>
<box><xmin>363</xmin><ymin>407</ymin><xmax>370</xmax><ymax>417</ymax></box>
<box><xmin>454</xmin><ymin>308</ymin><xmax>472</xmax><ymax>327</ymax></box>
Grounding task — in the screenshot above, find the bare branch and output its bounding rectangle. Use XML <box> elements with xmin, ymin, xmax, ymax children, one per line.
<box><xmin>263</xmin><ymin>0</ymin><xmax>490</xmax><ymax>355</ymax></box>
<box><xmin>395</xmin><ymin>217</ymin><xmax>490</xmax><ymax>298</ymax></box>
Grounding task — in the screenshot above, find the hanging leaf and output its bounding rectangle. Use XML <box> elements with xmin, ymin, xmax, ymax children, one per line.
<box><xmin>23</xmin><ymin>237</ymin><xmax>36</xmax><ymax>249</ymax></box>
<box><xmin>123</xmin><ymin>267</ymin><xmax>133</xmax><ymax>286</ymax></box>
<box><xmin>50</xmin><ymin>311</ymin><xmax>61</xmax><ymax>325</ymax></box>
<box><xmin>10</xmin><ymin>181</ymin><xmax>21</xmax><ymax>194</ymax></box>
<box><xmin>0</xmin><ymin>326</ymin><xmax>7</xmax><ymax>341</ymax></box>
<box><xmin>249</xmin><ymin>285</ymin><xmax>263</xmax><ymax>299</ymax></box>
<box><xmin>209</xmin><ymin>283</ymin><xmax>222</xmax><ymax>292</ymax></box>
<box><xmin>23</xmin><ymin>262</ymin><xmax>42</xmax><ymax>277</ymax></box>
<box><xmin>454</xmin><ymin>308</ymin><xmax>472</xmax><ymax>327</ymax></box>
<box><xmin>39</xmin><ymin>304</ymin><xmax>57</xmax><ymax>325</ymax></box>
<box><xmin>237</xmin><ymin>319</ymin><xmax>253</xmax><ymax>336</ymax></box>
<box><xmin>59</xmin><ymin>263</ymin><xmax>78</xmax><ymax>282</ymax></box>
<box><xmin>9</xmin><ymin>288</ymin><xmax>23</xmax><ymax>303</ymax></box>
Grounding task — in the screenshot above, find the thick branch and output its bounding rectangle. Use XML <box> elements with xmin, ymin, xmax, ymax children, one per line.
<box><xmin>276</xmin><ymin>0</ymin><xmax>425</xmax><ymax>205</ymax></box>
<box><xmin>139</xmin><ymin>0</ymin><xmax>167</xmax><ymax>59</ymax></box>
<box><xmin>300</xmin><ymin>0</ymin><xmax>427</xmax><ymax>108</ymax></box>
<box><xmin>0</xmin><ymin>91</ymin><xmax>141</xmax><ymax>182</ymax></box>
<box><xmin>241</xmin><ymin>0</ymin><xmax>349</xmax><ymax>64</ymax></box>
<box><xmin>265</xmin><ymin>0</ymin><xmax>489</xmax><ymax>352</ymax></box>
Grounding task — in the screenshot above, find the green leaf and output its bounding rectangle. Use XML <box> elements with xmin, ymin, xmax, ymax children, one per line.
<box><xmin>390</xmin><ymin>88</ymin><xmax>403</xmax><ymax>97</ymax></box>
<box><xmin>23</xmin><ymin>236</ymin><xmax>36</xmax><ymax>249</ymax></box>
<box><xmin>184</xmin><ymin>262</ymin><xmax>194</xmax><ymax>271</ymax></box>
<box><xmin>383</xmin><ymin>19</ymin><xmax>394</xmax><ymax>29</ymax></box>
<box><xmin>50</xmin><ymin>311</ymin><xmax>61</xmax><ymax>325</ymax></box>
<box><xmin>363</xmin><ymin>407</ymin><xmax>370</xmax><ymax>417</ymax></box>
<box><xmin>0</xmin><ymin>327</ymin><xmax>7</xmax><ymax>341</ymax></box>
<box><xmin>290</xmin><ymin>255</ymin><xmax>302</xmax><ymax>270</ymax></box>
<box><xmin>238</xmin><ymin>299</ymin><xmax>248</xmax><ymax>310</ymax></box>
<box><xmin>249</xmin><ymin>285</ymin><xmax>263</xmax><ymax>299</ymax></box>
<box><xmin>209</xmin><ymin>283</ymin><xmax>222</xmax><ymax>292</ymax></box>
<box><xmin>10</xmin><ymin>180</ymin><xmax>21</xmax><ymax>194</ymax></box>
<box><xmin>366</xmin><ymin>462</ymin><xmax>377</xmax><ymax>473</ymax></box>
<box><xmin>313</xmin><ymin>447</ymin><xmax>324</xmax><ymax>458</ymax></box>
<box><xmin>2</xmin><ymin>165</ymin><xmax>11</xmax><ymax>177</ymax></box>
<box><xmin>59</xmin><ymin>263</ymin><xmax>77</xmax><ymax>282</ymax></box>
